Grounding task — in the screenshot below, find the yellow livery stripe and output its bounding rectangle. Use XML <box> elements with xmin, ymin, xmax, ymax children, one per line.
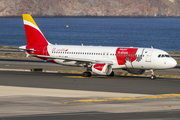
<box><xmin>22</xmin><ymin>14</ymin><xmax>39</xmax><ymax>28</ymax></box>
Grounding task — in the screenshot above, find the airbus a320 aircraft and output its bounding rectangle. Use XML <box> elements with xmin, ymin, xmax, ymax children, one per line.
<box><xmin>19</xmin><ymin>14</ymin><xmax>177</xmax><ymax>79</ymax></box>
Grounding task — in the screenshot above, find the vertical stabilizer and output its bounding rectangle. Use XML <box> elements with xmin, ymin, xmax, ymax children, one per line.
<box><xmin>22</xmin><ymin>14</ymin><xmax>50</xmax><ymax>46</ymax></box>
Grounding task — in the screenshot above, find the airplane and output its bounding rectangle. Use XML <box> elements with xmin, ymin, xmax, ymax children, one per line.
<box><xmin>19</xmin><ymin>14</ymin><xmax>177</xmax><ymax>80</ymax></box>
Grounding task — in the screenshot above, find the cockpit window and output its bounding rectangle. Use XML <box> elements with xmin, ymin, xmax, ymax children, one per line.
<box><xmin>165</xmin><ymin>55</ymin><xmax>170</xmax><ymax>57</ymax></box>
<box><xmin>158</xmin><ymin>54</ymin><xmax>171</xmax><ymax>58</ymax></box>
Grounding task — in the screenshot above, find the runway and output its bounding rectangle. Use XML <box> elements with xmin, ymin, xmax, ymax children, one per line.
<box><xmin>0</xmin><ymin>70</ymin><xmax>180</xmax><ymax>119</ymax></box>
<box><xmin>0</xmin><ymin>71</ymin><xmax>180</xmax><ymax>94</ymax></box>
<box><xmin>0</xmin><ymin>57</ymin><xmax>180</xmax><ymax>119</ymax></box>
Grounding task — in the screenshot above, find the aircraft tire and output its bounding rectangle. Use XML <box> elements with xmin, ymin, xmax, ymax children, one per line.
<box><xmin>151</xmin><ymin>75</ymin><xmax>156</xmax><ymax>80</ymax></box>
<box><xmin>83</xmin><ymin>72</ymin><xmax>91</xmax><ymax>77</ymax></box>
<box><xmin>107</xmin><ymin>71</ymin><xmax>114</xmax><ymax>77</ymax></box>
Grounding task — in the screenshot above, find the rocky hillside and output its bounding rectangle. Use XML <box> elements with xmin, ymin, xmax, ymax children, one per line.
<box><xmin>0</xmin><ymin>0</ymin><xmax>180</xmax><ymax>17</ymax></box>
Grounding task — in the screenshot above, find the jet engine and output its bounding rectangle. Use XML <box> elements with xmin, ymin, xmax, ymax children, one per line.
<box><xmin>126</xmin><ymin>69</ymin><xmax>145</xmax><ymax>74</ymax></box>
<box><xmin>92</xmin><ymin>64</ymin><xmax>112</xmax><ymax>75</ymax></box>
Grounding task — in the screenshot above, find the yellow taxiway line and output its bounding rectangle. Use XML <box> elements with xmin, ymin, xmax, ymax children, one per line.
<box><xmin>73</xmin><ymin>94</ymin><xmax>180</xmax><ymax>102</ymax></box>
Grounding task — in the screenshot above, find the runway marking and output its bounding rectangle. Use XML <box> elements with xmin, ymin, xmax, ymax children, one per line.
<box><xmin>0</xmin><ymin>68</ymin><xmax>30</xmax><ymax>72</ymax></box>
<box><xmin>0</xmin><ymin>85</ymin><xmax>150</xmax><ymax>98</ymax></box>
<box><xmin>64</xmin><ymin>76</ymin><xmax>88</xmax><ymax>78</ymax></box>
<box><xmin>1</xmin><ymin>85</ymin><xmax>180</xmax><ymax>106</ymax></box>
<box><xmin>54</xmin><ymin>102</ymin><xmax>86</xmax><ymax>105</ymax></box>
<box><xmin>73</xmin><ymin>94</ymin><xmax>180</xmax><ymax>103</ymax></box>
<box><xmin>53</xmin><ymin>94</ymin><xmax>180</xmax><ymax>105</ymax></box>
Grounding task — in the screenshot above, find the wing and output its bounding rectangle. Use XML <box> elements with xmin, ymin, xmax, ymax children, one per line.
<box><xmin>34</xmin><ymin>55</ymin><xmax>113</xmax><ymax>64</ymax></box>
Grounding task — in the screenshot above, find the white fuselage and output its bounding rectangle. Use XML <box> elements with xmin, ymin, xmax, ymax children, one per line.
<box><xmin>47</xmin><ymin>45</ymin><xmax>177</xmax><ymax>70</ymax></box>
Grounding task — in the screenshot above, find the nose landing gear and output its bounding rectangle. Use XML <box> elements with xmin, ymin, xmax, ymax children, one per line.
<box><xmin>150</xmin><ymin>69</ymin><xmax>156</xmax><ymax>80</ymax></box>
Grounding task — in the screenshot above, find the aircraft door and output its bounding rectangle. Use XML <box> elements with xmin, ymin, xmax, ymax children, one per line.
<box><xmin>146</xmin><ymin>50</ymin><xmax>152</xmax><ymax>62</ymax></box>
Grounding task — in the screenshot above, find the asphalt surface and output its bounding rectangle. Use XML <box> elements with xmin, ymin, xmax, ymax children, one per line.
<box><xmin>0</xmin><ymin>71</ymin><xmax>180</xmax><ymax>119</ymax></box>
<box><xmin>2</xmin><ymin>111</ymin><xmax>180</xmax><ymax>120</ymax></box>
<box><xmin>0</xmin><ymin>71</ymin><xmax>180</xmax><ymax>94</ymax></box>
<box><xmin>0</xmin><ymin>58</ymin><xmax>180</xmax><ymax>119</ymax></box>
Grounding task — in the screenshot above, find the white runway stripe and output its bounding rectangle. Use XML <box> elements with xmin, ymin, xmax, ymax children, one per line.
<box><xmin>0</xmin><ymin>85</ymin><xmax>151</xmax><ymax>98</ymax></box>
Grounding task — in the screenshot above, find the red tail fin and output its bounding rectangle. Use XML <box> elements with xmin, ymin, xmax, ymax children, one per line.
<box><xmin>22</xmin><ymin>14</ymin><xmax>50</xmax><ymax>46</ymax></box>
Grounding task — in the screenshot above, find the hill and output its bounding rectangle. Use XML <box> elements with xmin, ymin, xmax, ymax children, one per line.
<box><xmin>0</xmin><ymin>0</ymin><xmax>180</xmax><ymax>17</ymax></box>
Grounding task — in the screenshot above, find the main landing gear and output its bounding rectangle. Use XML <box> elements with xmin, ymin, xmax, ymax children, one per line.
<box><xmin>107</xmin><ymin>71</ymin><xmax>114</xmax><ymax>77</ymax></box>
<box><xmin>83</xmin><ymin>65</ymin><xmax>92</xmax><ymax>77</ymax></box>
<box><xmin>150</xmin><ymin>69</ymin><xmax>156</xmax><ymax>80</ymax></box>
<box><xmin>83</xmin><ymin>71</ymin><xmax>91</xmax><ymax>77</ymax></box>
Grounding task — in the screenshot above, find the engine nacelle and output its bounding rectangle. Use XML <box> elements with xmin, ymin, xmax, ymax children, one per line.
<box><xmin>92</xmin><ymin>64</ymin><xmax>112</xmax><ymax>75</ymax></box>
<box><xmin>126</xmin><ymin>69</ymin><xmax>145</xmax><ymax>74</ymax></box>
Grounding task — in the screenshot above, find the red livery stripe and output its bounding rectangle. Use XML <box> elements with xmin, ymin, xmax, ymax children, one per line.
<box><xmin>24</xmin><ymin>25</ymin><xmax>48</xmax><ymax>46</ymax></box>
<box><xmin>93</xmin><ymin>64</ymin><xmax>106</xmax><ymax>71</ymax></box>
<box><xmin>116</xmin><ymin>48</ymin><xmax>137</xmax><ymax>65</ymax></box>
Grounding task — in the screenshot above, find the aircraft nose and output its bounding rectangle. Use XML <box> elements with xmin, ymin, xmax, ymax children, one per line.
<box><xmin>170</xmin><ymin>59</ymin><xmax>177</xmax><ymax>68</ymax></box>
